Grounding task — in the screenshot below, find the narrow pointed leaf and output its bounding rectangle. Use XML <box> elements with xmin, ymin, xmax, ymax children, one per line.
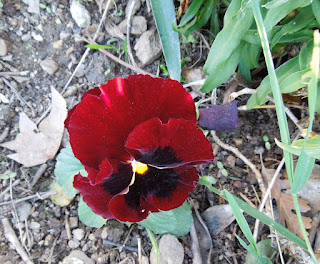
<box><xmin>150</xmin><ymin>0</ymin><xmax>181</xmax><ymax>81</ymax></box>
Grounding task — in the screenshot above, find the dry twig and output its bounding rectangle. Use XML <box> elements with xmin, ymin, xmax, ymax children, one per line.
<box><xmin>30</xmin><ymin>164</ymin><xmax>48</xmax><ymax>189</ymax></box>
<box><xmin>0</xmin><ymin>191</ymin><xmax>56</xmax><ymax>207</ymax></box>
<box><xmin>2</xmin><ymin>78</ymin><xmax>32</xmax><ymax>109</ymax></box>
<box><xmin>2</xmin><ymin>218</ymin><xmax>33</xmax><ymax>264</ymax></box>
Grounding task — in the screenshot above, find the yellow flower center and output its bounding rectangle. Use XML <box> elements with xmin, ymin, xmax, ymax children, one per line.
<box><xmin>131</xmin><ymin>160</ymin><xmax>148</xmax><ymax>175</ymax></box>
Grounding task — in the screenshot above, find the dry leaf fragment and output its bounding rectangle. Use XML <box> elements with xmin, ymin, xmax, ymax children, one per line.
<box><xmin>1</xmin><ymin>88</ymin><xmax>67</xmax><ymax>167</ymax></box>
<box><xmin>278</xmin><ymin>193</ymin><xmax>312</xmax><ymax>239</ymax></box>
<box><xmin>262</xmin><ymin>165</ymin><xmax>312</xmax><ymax>239</ymax></box>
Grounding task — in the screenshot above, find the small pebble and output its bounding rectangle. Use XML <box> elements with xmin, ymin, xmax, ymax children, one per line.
<box><xmin>40</xmin><ymin>59</ymin><xmax>59</xmax><ymax>75</ymax></box>
<box><xmin>101</xmin><ymin>227</ymin><xmax>108</xmax><ymax>239</ymax></box>
<box><xmin>16</xmin><ymin>203</ymin><xmax>32</xmax><ymax>222</ymax></box>
<box><xmin>68</xmin><ymin>239</ymin><xmax>80</xmax><ymax>249</ymax></box>
<box><xmin>29</xmin><ymin>222</ymin><xmax>41</xmax><ymax>230</ymax></box>
<box><xmin>44</xmin><ymin>234</ymin><xmax>53</xmax><ymax>246</ymax></box>
<box><xmin>233</xmin><ymin>181</ymin><xmax>243</xmax><ymax>188</ymax></box>
<box><xmin>88</xmin><ymin>233</ymin><xmax>95</xmax><ymax>241</ymax></box>
<box><xmin>69</xmin><ymin>216</ymin><xmax>78</xmax><ymax>228</ymax></box>
<box><xmin>73</xmin><ymin>228</ymin><xmax>85</xmax><ymax>240</ymax></box>
<box><xmin>52</xmin><ymin>39</ymin><xmax>63</xmax><ymax>49</ymax></box>
<box><xmin>0</xmin><ymin>38</ymin><xmax>8</xmax><ymax>56</ymax></box>
<box><xmin>226</xmin><ymin>155</ymin><xmax>236</xmax><ymax>167</ymax></box>
<box><xmin>60</xmin><ymin>31</ymin><xmax>71</xmax><ymax>40</ymax></box>
<box><xmin>31</xmin><ymin>32</ymin><xmax>44</xmax><ymax>41</ymax></box>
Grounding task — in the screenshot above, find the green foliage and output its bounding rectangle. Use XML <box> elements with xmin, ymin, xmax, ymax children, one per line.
<box><xmin>174</xmin><ymin>0</ymin><xmax>216</xmax><ymax>35</ymax></box>
<box><xmin>139</xmin><ymin>202</ymin><xmax>193</xmax><ymax>237</ymax></box>
<box><xmin>78</xmin><ymin>196</ymin><xmax>107</xmax><ymax>228</ymax></box>
<box><xmin>39</xmin><ymin>2</ymin><xmax>51</xmax><ymax>14</ymax></box>
<box><xmin>201</xmin><ymin>0</ymin><xmax>319</xmax><ymax>93</ymax></box>
<box><xmin>245</xmin><ymin>239</ymin><xmax>277</xmax><ymax>264</ymax></box>
<box><xmin>225</xmin><ymin>191</ymin><xmax>272</xmax><ymax>264</ymax></box>
<box><xmin>0</xmin><ymin>172</ymin><xmax>17</xmax><ymax>180</ymax></box>
<box><xmin>149</xmin><ymin>0</ymin><xmax>181</xmax><ymax>81</ymax></box>
<box><xmin>246</xmin><ymin>40</ymin><xmax>316</xmax><ymax>109</ymax></box>
<box><xmin>54</xmin><ymin>146</ymin><xmax>84</xmax><ymax>199</ymax></box>
<box><xmin>198</xmin><ymin>177</ymin><xmax>308</xmax><ymax>250</ymax></box>
<box><xmin>86</xmin><ymin>38</ymin><xmax>125</xmax><ymax>56</ymax></box>
<box><xmin>201</xmin><ymin>0</ymin><xmax>253</xmax><ymax>92</ymax></box>
<box><xmin>276</xmin><ymin>137</ymin><xmax>320</xmax><ymax>159</ymax></box>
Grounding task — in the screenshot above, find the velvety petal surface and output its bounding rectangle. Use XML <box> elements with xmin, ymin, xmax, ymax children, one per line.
<box><xmin>146</xmin><ymin>167</ymin><xmax>199</xmax><ymax>211</ymax></box>
<box><xmin>109</xmin><ymin>195</ymin><xmax>159</xmax><ymax>222</ymax></box>
<box><xmin>67</xmin><ymin>75</ymin><xmax>196</xmax><ymax>169</ymax></box>
<box><xmin>73</xmin><ymin>174</ymin><xmax>115</xmax><ymax>219</ymax></box>
<box><xmin>125</xmin><ymin>118</ymin><xmax>214</xmax><ymax>167</ymax></box>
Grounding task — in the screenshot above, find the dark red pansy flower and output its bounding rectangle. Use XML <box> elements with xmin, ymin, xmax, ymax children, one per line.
<box><xmin>66</xmin><ymin>75</ymin><xmax>214</xmax><ymax>222</ymax></box>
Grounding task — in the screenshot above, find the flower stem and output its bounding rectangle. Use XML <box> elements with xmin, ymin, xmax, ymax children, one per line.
<box><xmin>146</xmin><ymin>227</ymin><xmax>159</xmax><ymax>264</ymax></box>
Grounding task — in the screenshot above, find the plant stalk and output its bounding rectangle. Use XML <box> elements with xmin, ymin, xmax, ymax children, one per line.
<box><xmin>250</xmin><ymin>0</ymin><xmax>317</xmax><ymax>262</ymax></box>
<box><xmin>146</xmin><ymin>227</ymin><xmax>159</xmax><ymax>264</ymax></box>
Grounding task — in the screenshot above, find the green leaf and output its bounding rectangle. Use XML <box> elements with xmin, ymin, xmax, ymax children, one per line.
<box><xmin>292</xmin><ymin>31</ymin><xmax>319</xmax><ymax>194</ymax></box>
<box><xmin>202</xmin><ymin>0</ymin><xmax>253</xmax><ymax>92</ymax></box>
<box><xmin>225</xmin><ymin>191</ymin><xmax>257</xmax><ymax>248</ymax></box>
<box><xmin>246</xmin><ymin>239</ymin><xmax>276</xmax><ymax>264</ymax></box>
<box><xmin>275</xmin><ymin>137</ymin><xmax>320</xmax><ymax>159</ymax></box>
<box><xmin>292</xmin><ymin>151</ymin><xmax>315</xmax><ymax>194</ymax></box>
<box><xmin>150</xmin><ymin>0</ymin><xmax>181</xmax><ymax>81</ymax></box>
<box><xmin>237</xmin><ymin>236</ymin><xmax>261</xmax><ymax>261</ymax></box>
<box><xmin>246</xmin><ymin>56</ymin><xmax>300</xmax><ymax>109</ymax></box>
<box><xmin>0</xmin><ymin>172</ymin><xmax>17</xmax><ymax>180</ymax></box>
<box><xmin>299</xmin><ymin>40</ymin><xmax>314</xmax><ymax>70</ymax></box>
<box><xmin>263</xmin><ymin>0</ymin><xmax>312</xmax><ymax>33</ymax></box>
<box><xmin>241</xmin><ymin>42</ymin><xmax>261</xmax><ymax>69</ymax></box>
<box><xmin>262</xmin><ymin>0</ymin><xmax>290</xmax><ymax>9</ymax></box>
<box><xmin>177</xmin><ymin>0</ymin><xmax>204</xmax><ymax>27</ymax></box>
<box><xmin>276</xmin><ymin>29</ymin><xmax>314</xmax><ymax>44</ymax></box>
<box><xmin>174</xmin><ymin>0</ymin><xmax>215</xmax><ymax>34</ymax></box>
<box><xmin>54</xmin><ymin>146</ymin><xmax>84</xmax><ymax>199</ymax></box>
<box><xmin>139</xmin><ymin>202</ymin><xmax>193</xmax><ymax>237</ymax></box>
<box><xmin>78</xmin><ymin>196</ymin><xmax>107</xmax><ymax>228</ymax></box>
<box><xmin>201</xmin><ymin>42</ymin><xmax>243</xmax><ymax>92</ymax></box>
<box><xmin>279</xmin><ymin>69</ymin><xmax>311</xmax><ymax>94</ymax></box>
<box><xmin>270</xmin><ymin>5</ymin><xmax>315</xmax><ymax>47</ymax></box>
<box><xmin>239</xmin><ymin>58</ymin><xmax>252</xmax><ymax>82</ymax></box>
<box><xmin>312</xmin><ymin>0</ymin><xmax>320</xmax><ymax>25</ymax></box>
<box><xmin>198</xmin><ymin>177</ymin><xmax>308</xmax><ymax>250</ymax></box>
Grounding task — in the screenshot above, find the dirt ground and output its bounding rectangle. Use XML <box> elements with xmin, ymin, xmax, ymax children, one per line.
<box><xmin>0</xmin><ymin>1</ymin><xmax>298</xmax><ymax>263</ymax></box>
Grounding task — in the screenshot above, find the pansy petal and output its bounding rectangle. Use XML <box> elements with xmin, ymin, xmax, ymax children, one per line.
<box><xmin>64</xmin><ymin>86</ymin><xmax>101</xmax><ymax>128</ymax></box>
<box><xmin>73</xmin><ymin>174</ymin><xmax>115</xmax><ymax>219</ymax></box>
<box><xmin>84</xmin><ymin>158</ymin><xmax>114</xmax><ymax>186</ymax></box>
<box><xmin>125</xmin><ymin>118</ymin><xmax>214</xmax><ymax>167</ymax></box>
<box><xmin>146</xmin><ymin>167</ymin><xmax>198</xmax><ymax>211</ymax></box>
<box><xmin>109</xmin><ymin>194</ymin><xmax>159</xmax><ymax>222</ymax></box>
<box><xmin>67</xmin><ymin>75</ymin><xmax>196</xmax><ymax>169</ymax></box>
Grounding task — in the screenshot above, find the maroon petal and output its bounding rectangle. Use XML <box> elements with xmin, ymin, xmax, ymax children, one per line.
<box><xmin>109</xmin><ymin>195</ymin><xmax>159</xmax><ymax>222</ymax></box>
<box><xmin>84</xmin><ymin>158</ymin><xmax>113</xmax><ymax>186</ymax></box>
<box><xmin>64</xmin><ymin>86</ymin><xmax>101</xmax><ymax>128</ymax></box>
<box><xmin>146</xmin><ymin>167</ymin><xmax>198</xmax><ymax>211</ymax></box>
<box><xmin>125</xmin><ymin>118</ymin><xmax>214</xmax><ymax>167</ymax></box>
<box><xmin>67</xmin><ymin>75</ymin><xmax>196</xmax><ymax>169</ymax></box>
<box><xmin>73</xmin><ymin>174</ymin><xmax>115</xmax><ymax>219</ymax></box>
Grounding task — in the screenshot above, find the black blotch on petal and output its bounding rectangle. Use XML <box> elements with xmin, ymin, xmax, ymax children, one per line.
<box><xmin>125</xmin><ymin>167</ymin><xmax>179</xmax><ymax>209</ymax></box>
<box><xmin>103</xmin><ymin>164</ymin><xmax>132</xmax><ymax>195</ymax></box>
<box><xmin>138</xmin><ymin>146</ymin><xmax>181</xmax><ymax>167</ymax></box>
<box><xmin>104</xmin><ymin>147</ymin><xmax>182</xmax><ymax>210</ymax></box>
